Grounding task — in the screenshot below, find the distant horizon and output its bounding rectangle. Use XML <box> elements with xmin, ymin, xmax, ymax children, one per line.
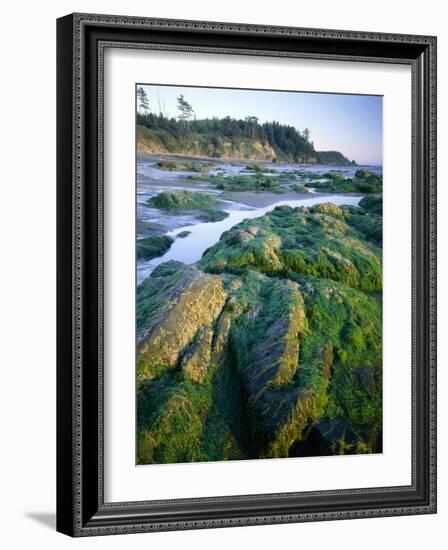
<box><xmin>137</xmin><ymin>84</ymin><xmax>383</xmax><ymax>165</ymax></box>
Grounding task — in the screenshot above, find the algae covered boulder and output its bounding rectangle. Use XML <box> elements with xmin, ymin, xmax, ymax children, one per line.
<box><xmin>359</xmin><ymin>193</ymin><xmax>382</xmax><ymax>215</ymax></box>
<box><xmin>137</xmin><ymin>261</ymin><xmax>227</xmax><ymax>380</ymax></box>
<box><xmin>147</xmin><ymin>190</ymin><xmax>221</xmax><ymax>211</ymax></box>
<box><xmin>226</xmin><ymin>273</ymin><xmax>326</xmax><ymax>457</ymax></box>
<box><xmin>200</xmin><ymin>203</ymin><xmax>382</xmax><ymax>292</ymax></box>
<box><xmin>188</xmin><ymin>173</ymin><xmax>280</xmax><ymax>192</ymax></box>
<box><xmin>136</xmin><ymin>263</ymin><xmax>247</xmax><ymax>465</ymax></box>
<box><xmin>225</xmin><ymin>269</ymin><xmax>381</xmax><ymax>458</ymax></box>
<box><xmin>307</xmin><ymin>171</ymin><xmax>382</xmax><ymax>193</ymax></box>
<box><xmin>292</xmin><ymin>184</ymin><xmax>310</xmax><ymax>194</ymax></box>
<box><xmin>341</xmin><ymin>196</ymin><xmax>382</xmax><ymax>246</ymax></box>
<box><xmin>197</xmin><ymin>210</ymin><xmax>229</xmax><ymax>222</ymax></box>
<box><xmin>136</xmin><ymin>234</ymin><xmax>174</xmax><ymax>261</ymax></box>
<box><xmin>155</xmin><ymin>160</ymin><xmax>214</xmax><ymax>172</ymax></box>
<box><xmin>180</xmin><ymin>326</ymin><xmax>213</xmax><ymax>383</ymax></box>
<box><xmin>136</xmin><ymin>202</ymin><xmax>383</xmax><ymax>464</ymax></box>
<box><xmin>355</xmin><ymin>169</ymin><xmax>376</xmax><ymax>179</ymax></box>
<box><xmin>147</xmin><ymin>190</ymin><xmax>229</xmax><ymax>223</ymax></box>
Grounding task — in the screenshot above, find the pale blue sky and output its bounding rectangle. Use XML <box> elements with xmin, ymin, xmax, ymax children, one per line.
<box><xmin>137</xmin><ymin>84</ymin><xmax>383</xmax><ymax>165</ymax></box>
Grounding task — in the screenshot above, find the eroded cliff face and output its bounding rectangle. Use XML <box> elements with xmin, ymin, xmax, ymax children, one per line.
<box><xmin>136</xmin><ymin>203</ymin><xmax>382</xmax><ymax>464</ymax></box>
<box><xmin>137</xmin><ymin>124</ymin><xmax>279</xmax><ymax>161</ymax></box>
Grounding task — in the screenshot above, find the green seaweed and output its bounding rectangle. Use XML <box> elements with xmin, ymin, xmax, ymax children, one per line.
<box><xmin>188</xmin><ymin>173</ymin><xmax>280</xmax><ymax>192</ymax></box>
<box><xmin>197</xmin><ymin>210</ymin><xmax>229</xmax><ymax>222</ymax></box>
<box><xmin>199</xmin><ymin>203</ymin><xmax>382</xmax><ymax>292</ymax></box>
<box><xmin>306</xmin><ymin>171</ymin><xmax>382</xmax><ymax>193</ymax></box>
<box><xmin>155</xmin><ymin>160</ymin><xmax>215</xmax><ymax>172</ymax></box>
<box><xmin>147</xmin><ymin>190</ymin><xmax>221</xmax><ymax>211</ymax></box>
<box><xmin>136</xmin><ymin>201</ymin><xmax>383</xmax><ymax>463</ymax></box>
<box><xmin>136</xmin><ymin>235</ymin><xmax>174</xmax><ymax>261</ymax></box>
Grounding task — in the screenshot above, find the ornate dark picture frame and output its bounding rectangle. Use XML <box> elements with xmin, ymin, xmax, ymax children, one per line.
<box><xmin>56</xmin><ymin>13</ymin><xmax>437</xmax><ymax>537</ymax></box>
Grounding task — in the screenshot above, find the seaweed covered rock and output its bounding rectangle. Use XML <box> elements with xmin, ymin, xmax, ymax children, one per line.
<box><xmin>136</xmin><ymin>202</ymin><xmax>383</xmax><ymax>463</ymax></box>
<box><xmin>147</xmin><ymin>190</ymin><xmax>229</xmax><ymax>223</ymax></box>
<box><xmin>355</xmin><ymin>169</ymin><xmax>376</xmax><ymax>179</ymax></box>
<box><xmin>226</xmin><ymin>274</ymin><xmax>325</xmax><ymax>457</ymax></box>
<box><xmin>298</xmin><ymin>276</ymin><xmax>382</xmax><ymax>437</ymax></box>
<box><xmin>359</xmin><ymin>193</ymin><xmax>382</xmax><ymax>215</ymax></box>
<box><xmin>136</xmin><ymin>234</ymin><xmax>174</xmax><ymax>261</ymax></box>
<box><xmin>137</xmin><ymin>374</ymin><xmax>215</xmax><ymax>464</ymax></box>
<box><xmin>229</xmin><ymin>275</ymin><xmax>306</xmax><ymax>389</ymax></box>
<box><xmin>155</xmin><ymin>160</ymin><xmax>214</xmax><ymax>172</ymax></box>
<box><xmin>199</xmin><ymin>203</ymin><xmax>382</xmax><ymax>292</ymax></box>
<box><xmin>137</xmin><ymin>261</ymin><xmax>227</xmax><ymax>380</ymax></box>
<box><xmin>225</xmin><ymin>270</ymin><xmax>381</xmax><ymax>458</ymax></box>
<box><xmin>307</xmin><ymin>171</ymin><xmax>382</xmax><ymax>193</ymax></box>
<box><xmin>292</xmin><ymin>184</ymin><xmax>310</xmax><ymax>194</ymax></box>
<box><xmin>341</xmin><ymin>196</ymin><xmax>383</xmax><ymax>246</ymax></box>
<box><xmin>197</xmin><ymin>210</ymin><xmax>229</xmax><ymax>222</ymax></box>
<box><xmin>147</xmin><ymin>190</ymin><xmax>221</xmax><ymax>211</ymax></box>
<box><xmin>180</xmin><ymin>326</ymin><xmax>213</xmax><ymax>383</ymax></box>
<box><xmin>188</xmin><ymin>173</ymin><xmax>280</xmax><ymax>192</ymax></box>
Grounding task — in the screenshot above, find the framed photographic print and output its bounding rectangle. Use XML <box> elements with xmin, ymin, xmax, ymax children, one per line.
<box><xmin>56</xmin><ymin>13</ymin><xmax>437</xmax><ymax>536</ymax></box>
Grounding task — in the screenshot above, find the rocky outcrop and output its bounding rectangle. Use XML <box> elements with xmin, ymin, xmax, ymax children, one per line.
<box><xmin>359</xmin><ymin>193</ymin><xmax>382</xmax><ymax>215</ymax></box>
<box><xmin>136</xmin><ymin>235</ymin><xmax>174</xmax><ymax>261</ymax></box>
<box><xmin>200</xmin><ymin>203</ymin><xmax>382</xmax><ymax>292</ymax></box>
<box><xmin>137</xmin><ymin>204</ymin><xmax>383</xmax><ymax>464</ymax></box>
<box><xmin>308</xmin><ymin>171</ymin><xmax>382</xmax><ymax>193</ymax></box>
<box><xmin>147</xmin><ymin>190</ymin><xmax>221</xmax><ymax>212</ymax></box>
<box><xmin>228</xmin><ymin>276</ymin><xmax>332</xmax><ymax>457</ymax></box>
<box><xmin>180</xmin><ymin>326</ymin><xmax>213</xmax><ymax>383</ymax></box>
<box><xmin>137</xmin><ymin>261</ymin><xmax>227</xmax><ymax>380</ymax></box>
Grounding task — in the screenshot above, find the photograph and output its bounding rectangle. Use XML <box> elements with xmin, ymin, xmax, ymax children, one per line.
<box><xmin>0</xmin><ymin>0</ymin><xmax>441</xmax><ymax>543</ymax></box>
<box><xmin>53</xmin><ymin>8</ymin><xmax>437</xmax><ymax>538</ymax></box>
<box><xmin>135</xmin><ymin>84</ymin><xmax>383</xmax><ymax>465</ymax></box>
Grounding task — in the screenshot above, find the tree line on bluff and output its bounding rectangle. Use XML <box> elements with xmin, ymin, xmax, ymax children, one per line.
<box><xmin>136</xmin><ymin>87</ymin><xmax>355</xmax><ymax>164</ymax></box>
